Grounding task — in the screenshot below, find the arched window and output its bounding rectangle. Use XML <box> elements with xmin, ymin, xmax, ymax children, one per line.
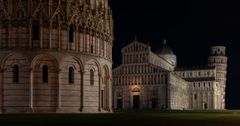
<box><xmin>42</xmin><ymin>65</ymin><xmax>48</xmax><ymax>83</ymax></box>
<box><xmin>165</xmin><ymin>75</ymin><xmax>168</xmax><ymax>84</ymax></box>
<box><xmin>69</xmin><ymin>26</ymin><xmax>74</xmax><ymax>43</ymax></box>
<box><xmin>194</xmin><ymin>94</ymin><xmax>197</xmax><ymax>100</ymax></box>
<box><xmin>90</xmin><ymin>69</ymin><xmax>94</xmax><ymax>86</ymax></box>
<box><xmin>69</xmin><ymin>67</ymin><xmax>74</xmax><ymax>84</ymax></box>
<box><xmin>13</xmin><ymin>65</ymin><xmax>19</xmax><ymax>83</ymax></box>
<box><xmin>90</xmin><ymin>45</ymin><xmax>93</xmax><ymax>53</ymax></box>
<box><xmin>32</xmin><ymin>23</ymin><xmax>40</xmax><ymax>40</ymax></box>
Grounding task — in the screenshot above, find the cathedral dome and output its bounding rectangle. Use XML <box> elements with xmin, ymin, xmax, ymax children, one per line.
<box><xmin>157</xmin><ymin>39</ymin><xmax>177</xmax><ymax>68</ymax></box>
<box><xmin>157</xmin><ymin>40</ymin><xmax>175</xmax><ymax>55</ymax></box>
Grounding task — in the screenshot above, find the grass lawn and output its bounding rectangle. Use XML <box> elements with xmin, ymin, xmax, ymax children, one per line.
<box><xmin>1</xmin><ymin>110</ymin><xmax>240</xmax><ymax>126</ymax></box>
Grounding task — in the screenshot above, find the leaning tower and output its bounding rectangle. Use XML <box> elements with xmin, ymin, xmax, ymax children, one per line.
<box><xmin>0</xmin><ymin>0</ymin><xmax>113</xmax><ymax>113</ymax></box>
<box><xmin>208</xmin><ymin>46</ymin><xmax>228</xmax><ymax>109</ymax></box>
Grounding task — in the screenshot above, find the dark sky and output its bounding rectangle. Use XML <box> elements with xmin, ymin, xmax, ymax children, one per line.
<box><xmin>108</xmin><ymin>0</ymin><xmax>240</xmax><ymax>109</ymax></box>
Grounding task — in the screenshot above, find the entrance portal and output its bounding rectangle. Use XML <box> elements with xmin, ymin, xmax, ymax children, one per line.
<box><xmin>117</xmin><ymin>99</ymin><xmax>122</xmax><ymax>109</ymax></box>
<box><xmin>152</xmin><ymin>98</ymin><xmax>157</xmax><ymax>109</ymax></box>
<box><xmin>204</xmin><ymin>103</ymin><xmax>208</xmax><ymax>109</ymax></box>
<box><xmin>133</xmin><ymin>95</ymin><xmax>140</xmax><ymax>109</ymax></box>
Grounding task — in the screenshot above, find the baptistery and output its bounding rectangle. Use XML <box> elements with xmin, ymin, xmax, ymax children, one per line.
<box><xmin>0</xmin><ymin>0</ymin><xmax>113</xmax><ymax>113</ymax></box>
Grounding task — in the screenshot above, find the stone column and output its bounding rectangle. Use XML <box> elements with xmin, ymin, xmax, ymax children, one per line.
<box><xmin>49</xmin><ymin>22</ymin><xmax>52</xmax><ymax>49</ymax></box>
<box><xmin>58</xmin><ymin>24</ymin><xmax>61</xmax><ymax>50</ymax></box>
<box><xmin>29</xmin><ymin>68</ymin><xmax>34</xmax><ymax>112</ymax></box>
<box><xmin>109</xmin><ymin>77</ymin><xmax>113</xmax><ymax>112</ymax></box>
<box><xmin>7</xmin><ymin>0</ymin><xmax>12</xmax><ymax>43</ymax></box>
<box><xmin>97</xmin><ymin>36</ymin><xmax>99</xmax><ymax>55</ymax></box>
<box><xmin>98</xmin><ymin>73</ymin><xmax>102</xmax><ymax>112</ymax></box>
<box><xmin>29</xmin><ymin>21</ymin><xmax>32</xmax><ymax>48</ymax></box>
<box><xmin>107</xmin><ymin>76</ymin><xmax>111</xmax><ymax>110</ymax></box>
<box><xmin>83</xmin><ymin>29</ymin><xmax>86</xmax><ymax>52</ymax></box>
<box><xmin>67</xmin><ymin>27</ymin><xmax>69</xmax><ymax>50</ymax></box>
<box><xmin>79</xmin><ymin>71</ymin><xmax>85</xmax><ymax>112</ymax></box>
<box><xmin>0</xmin><ymin>25</ymin><xmax>2</xmax><ymax>49</ymax></box>
<box><xmin>80</xmin><ymin>32</ymin><xmax>83</xmax><ymax>52</ymax></box>
<box><xmin>0</xmin><ymin>69</ymin><xmax>3</xmax><ymax>113</ymax></box>
<box><xmin>40</xmin><ymin>21</ymin><xmax>43</xmax><ymax>48</ymax></box>
<box><xmin>57</xmin><ymin>69</ymin><xmax>62</xmax><ymax>112</ymax></box>
<box><xmin>75</xmin><ymin>26</ymin><xmax>78</xmax><ymax>52</ymax></box>
<box><xmin>8</xmin><ymin>19</ymin><xmax>12</xmax><ymax>48</ymax></box>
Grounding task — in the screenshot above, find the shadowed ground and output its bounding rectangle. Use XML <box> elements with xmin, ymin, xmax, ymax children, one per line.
<box><xmin>1</xmin><ymin>110</ymin><xmax>240</xmax><ymax>126</ymax></box>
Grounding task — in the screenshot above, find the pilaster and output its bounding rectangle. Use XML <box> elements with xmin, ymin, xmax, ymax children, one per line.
<box><xmin>28</xmin><ymin>68</ymin><xmax>34</xmax><ymax>112</ymax></box>
<box><xmin>57</xmin><ymin>69</ymin><xmax>62</xmax><ymax>112</ymax></box>
<box><xmin>29</xmin><ymin>20</ymin><xmax>32</xmax><ymax>48</ymax></box>
<box><xmin>79</xmin><ymin>71</ymin><xmax>85</xmax><ymax>112</ymax></box>
<box><xmin>0</xmin><ymin>69</ymin><xmax>3</xmax><ymax>113</ymax></box>
<box><xmin>40</xmin><ymin>21</ymin><xmax>43</xmax><ymax>48</ymax></box>
<box><xmin>49</xmin><ymin>22</ymin><xmax>52</xmax><ymax>49</ymax></box>
<box><xmin>98</xmin><ymin>73</ymin><xmax>102</xmax><ymax>112</ymax></box>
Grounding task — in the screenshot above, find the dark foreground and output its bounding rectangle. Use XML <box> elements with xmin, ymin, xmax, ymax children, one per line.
<box><xmin>1</xmin><ymin>110</ymin><xmax>240</xmax><ymax>126</ymax></box>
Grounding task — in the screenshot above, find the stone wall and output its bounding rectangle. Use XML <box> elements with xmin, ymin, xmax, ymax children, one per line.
<box><xmin>0</xmin><ymin>0</ymin><xmax>113</xmax><ymax>113</ymax></box>
<box><xmin>0</xmin><ymin>51</ymin><xmax>112</xmax><ymax>113</ymax></box>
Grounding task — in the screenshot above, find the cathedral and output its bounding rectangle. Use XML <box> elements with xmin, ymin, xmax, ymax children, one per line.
<box><xmin>113</xmin><ymin>39</ymin><xmax>227</xmax><ymax>110</ymax></box>
<box><xmin>0</xmin><ymin>0</ymin><xmax>113</xmax><ymax>113</ymax></box>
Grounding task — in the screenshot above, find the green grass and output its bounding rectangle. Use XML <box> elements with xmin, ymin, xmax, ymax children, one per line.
<box><xmin>1</xmin><ymin>110</ymin><xmax>240</xmax><ymax>126</ymax></box>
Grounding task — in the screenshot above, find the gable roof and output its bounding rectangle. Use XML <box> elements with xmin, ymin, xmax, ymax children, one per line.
<box><xmin>121</xmin><ymin>41</ymin><xmax>150</xmax><ymax>53</ymax></box>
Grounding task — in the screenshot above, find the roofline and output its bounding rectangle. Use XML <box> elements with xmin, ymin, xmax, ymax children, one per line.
<box><xmin>175</xmin><ymin>66</ymin><xmax>215</xmax><ymax>71</ymax></box>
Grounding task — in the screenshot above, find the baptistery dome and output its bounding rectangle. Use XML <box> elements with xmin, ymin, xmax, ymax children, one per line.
<box><xmin>0</xmin><ymin>0</ymin><xmax>113</xmax><ymax>113</ymax></box>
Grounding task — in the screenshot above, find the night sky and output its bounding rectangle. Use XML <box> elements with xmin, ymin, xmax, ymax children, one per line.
<box><xmin>109</xmin><ymin>0</ymin><xmax>240</xmax><ymax>109</ymax></box>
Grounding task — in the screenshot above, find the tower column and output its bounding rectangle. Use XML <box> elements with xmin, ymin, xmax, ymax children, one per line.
<box><xmin>75</xmin><ymin>26</ymin><xmax>79</xmax><ymax>52</ymax></box>
<box><xmin>99</xmin><ymin>73</ymin><xmax>102</xmax><ymax>112</ymax></box>
<box><xmin>67</xmin><ymin>27</ymin><xmax>69</xmax><ymax>50</ymax></box>
<box><xmin>57</xmin><ymin>69</ymin><xmax>62</xmax><ymax>112</ymax></box>
<box><xmin>58</xmin><ymin>24</ymin><xmax>61</xmax><ymax>50</ymax></box>
<box><xmin>79</xmin><ymin>71</ymin><xmax>85</xmax><ymax>112</ymax></box>
<box><xmin>109</xmin><ymin>76</ymin><xmax>113</xmax><ymax>112</ymax></box>
<box><xmin>29</xmin><ymin>68</ymin><xmax>34</xmax><ymax>112</ymax></box>
<box><xmin>0</xmin><ymin>69</ymin><xmax>3</xmax><ymax>113</ymax></box>
<box><xmin>29</xmin><ymin>21</ymin><xmax>32</xmax><ymax>48</ymax></box>
<box><xmin>0</xmin><ymin>25</ymin><xmax>2</xmax><ymax>49</ymax></box>
<box><xmin>40</xmin><ymin>21</ymin><xmax>43</xmax><ymax>48</ymax></box>
<box><xmin>49</xmin><ymin>22</ymin><xmax>52</xmax><ymax>49</ymax></box>
<box><xmin>8</xmin><ymin>20</ymin><xmax>12</xmax><ymax>48</ymax></box>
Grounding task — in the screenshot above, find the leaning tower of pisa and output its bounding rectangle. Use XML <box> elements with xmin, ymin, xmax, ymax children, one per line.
<box><xmin>208</xmin><ymin>46</ymin><xmax>228</xmax><ymax>109</ymax></box>
<box><xmin>0</xmin><ymin>0</ymin><xmax>113</xmax><ymax>113</ymax></box>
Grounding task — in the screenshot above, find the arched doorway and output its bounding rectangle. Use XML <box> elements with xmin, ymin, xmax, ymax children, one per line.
<box><xmin>132</xmin><ymin>87</ymin><xmax>140</xmax><ymax>109</ymax></box>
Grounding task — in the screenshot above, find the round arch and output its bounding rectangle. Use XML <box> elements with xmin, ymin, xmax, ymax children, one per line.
<box><xmin>58</xmin><ymin>55</ymin><xmax>84</xmax><ymax>112</ymax></box>
<box><xmin>31</xmin><ymin>53</ymin><xmax>59</xmax><ymax>112</ymax></box>
<box><xmin>0</xmin><ymin>52</ymin><xmax>30</xmax><ymax>113</ymax></box>
<box><xmin>101</xmin><ymin>65</ymin><xmax>111</xmax><ymax>111</ymax></box>
<box><xmin>31</xmin><ymin>53</ymin><xmax>59</xmax><ymax>69</ymax></box>
<box><xmin>84</xmin><ymin>58</ymin><xmax>101</xmax><ymax>73</ymax></box>
<box><xmin>0</xmin><ymin>52</ymin><xmax>30</xmax><ymax>70</ymax></box>
<box><xmin>59</xmin><ymin>55</ymin><xmax>84</xmax><ymax>73</ymax></box>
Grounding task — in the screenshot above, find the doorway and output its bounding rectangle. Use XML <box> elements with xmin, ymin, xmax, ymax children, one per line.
<box><xmin>204</xmin><ymin>103</ymin><xmax>208</xmax><ymax>109</ymax></box>
<box><xmin>152</xmin><ymin>98</ymin><xmax>157</xmax><ymax>109</ymax></box>
<box><xmin>117</xmin><ymin>99</ymin><xmax>122</xmax><ymax>109</ymax></box>
<box><xmin>133</xmin><ymin>95</ymin><xmax>140</xmax><ymax>109</ymax></box>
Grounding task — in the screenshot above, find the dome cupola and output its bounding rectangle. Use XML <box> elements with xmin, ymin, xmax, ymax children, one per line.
<box><xmin>157</xmin><ymin>39</ymin><xmax>174</xmax><ymax>55</ymax></box>
<box><xmin>157</xmin><ymin>39</ymin><xmax>177</xmax><ymax>68</ymax></box>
